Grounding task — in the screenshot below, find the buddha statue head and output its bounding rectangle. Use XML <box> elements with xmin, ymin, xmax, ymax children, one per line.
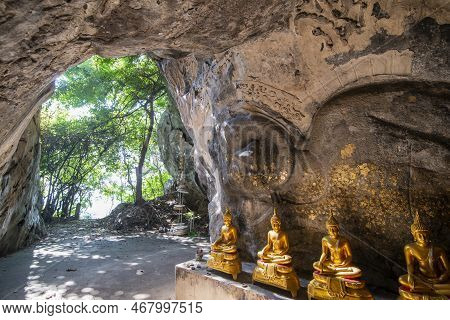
<box><xmin>326</xmin><ymin>213</ymin><xmax>340</xmax><ymax>239</ymax></box>
<box><xmin>410</xmin><ymin>211</ymin><xmax>430</xmax><ymax>246</ymax></box>
<box><xmin>270</xmin><ymin>208</ymin><xmax>282</xmax><ymax>232</ymax></box>
<box><xmin>223</xmin><ymin>208</ymin><xmax>232</xmax><ymax>227</ymax></box>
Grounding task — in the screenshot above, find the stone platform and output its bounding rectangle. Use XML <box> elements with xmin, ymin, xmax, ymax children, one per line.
<box><xmin>175</xmin><ymin>259</ymin><xmax>397</xmax><ymax>300</ymax></box>
<box><xmin>175</xmin><ymin>259</ymin><xmax>309</xmax><ymax>300</ymax></box>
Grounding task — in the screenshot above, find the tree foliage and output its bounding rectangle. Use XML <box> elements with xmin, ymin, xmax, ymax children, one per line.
<box><xmin>41</xmin><ymin>55</ymin><xmax>171</xmax><ymax>221</ymax></box>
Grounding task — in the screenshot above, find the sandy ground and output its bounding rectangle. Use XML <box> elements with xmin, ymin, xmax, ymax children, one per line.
<box><xmin>0</xmin><ymin>220</ymin><xmax>209</xmax><ymax>300</ymax></box>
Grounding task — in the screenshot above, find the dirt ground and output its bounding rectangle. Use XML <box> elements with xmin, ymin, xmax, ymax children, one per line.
<box><xmin>0</xmin><ymin>220</ymin><xmax>209</xmax><ymax>300</ymax></box>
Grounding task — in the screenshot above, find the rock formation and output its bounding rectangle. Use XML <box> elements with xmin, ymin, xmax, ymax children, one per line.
<box><xmin>157</xmin><ymin>102</ymin><xmax>208</xmax><ymax>215</ymax></box>
<box><xmin>159</xmin><ymin>3</ymin><xmax>450</xmax><ymax>289</ymax></box>
<box><xmin>0</xmin><ymin>114</ymin><xmax>46</xmax><ymax>256</ymax></box>
<box><xmin>0</xmin><ymin>0</ymin><xmax>449</xmax><ymax>290</ymax></box>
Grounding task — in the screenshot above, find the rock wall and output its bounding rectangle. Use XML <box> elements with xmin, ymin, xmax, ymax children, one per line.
<box><xmin>157</xmin><ymin>102</ymin><xmax>208</xmax><ymax>215</ymax></box>
<box><xmin>159</xmin><ymin>3</ymin><xmax>450</xmax><ymax>290</ymax></box>
<box><xmin>0</xmin><ymin>114</ymin><xmax>46</xmax><ymax>256</ymax></box>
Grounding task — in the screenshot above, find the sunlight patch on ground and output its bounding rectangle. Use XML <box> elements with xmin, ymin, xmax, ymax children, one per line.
<box><xmin>1</xmin><ymin>220</ymin><xmax>209</xmax><ymax>300</ymax></box>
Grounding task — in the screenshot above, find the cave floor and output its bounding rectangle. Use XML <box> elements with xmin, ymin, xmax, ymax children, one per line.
<box><xmin>0</xmin><ymin>220</ymin><xmax>209</xmax><ymax>300</ymax></box>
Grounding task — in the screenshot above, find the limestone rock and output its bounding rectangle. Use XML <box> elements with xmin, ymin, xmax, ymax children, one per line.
<box><xmin>160</xmin><ymin>13</ymin><xmax>450</xmax><ymax>290</ymax></box>
<box><xmin>0</xmin><ymin>114</ymin><xmax>46</xmax><ymax>256</ymax></box>
<box><xmin>157</xmin><ymin>103</ymin><xmax>208</xmax><ymax>215</ymax></box>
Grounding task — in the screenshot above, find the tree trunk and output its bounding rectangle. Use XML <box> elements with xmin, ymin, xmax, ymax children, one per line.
<box><xmin>43</xmin><ymin>204</ymin><xmax>55</xmax><ymax>223</ymax></box>
<box><xmin>135</xmin><ymin>101</ymin><xmax>155</xmax><ymax>205</ymax></box>
<box><xmin>155</xmin><ymin>157</ymin><xmax>165</xmax><ymax>192</ymax></box>
<box><xmin>135</xmin><ymin>165</ymin><xmax>144</xmax><ymax>204</ymax></box>
<box><xmin>75</xmin><ymin>203</ymin><xmax>81</xmax><ymax>220</ymax></box>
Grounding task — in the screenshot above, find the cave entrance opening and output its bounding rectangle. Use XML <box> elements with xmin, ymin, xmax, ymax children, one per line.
<box><xmin>39</xmin><ymin>54</ymin><xmax>208</xmax><ymax>235</ymax></box>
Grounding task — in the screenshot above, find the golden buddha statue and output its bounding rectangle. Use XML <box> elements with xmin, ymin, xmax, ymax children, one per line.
<box><xmin>398</xmin><ymin>211</ymin><xmax>450</xmax><ymax>300</ymax></box>
<box><xmin>252</xmin><ymin>208</ymin><xmax>300</xmax><ymax>298</ymax></box>
<box><xmin>307</xmin><ymin>213</ymin><xmax>373</xmax><ymax>300</ymax></box>
<box><xmin>207</xmin><ymin>208</ymin><xmax>241</xmax><ymax>280</ymax></box>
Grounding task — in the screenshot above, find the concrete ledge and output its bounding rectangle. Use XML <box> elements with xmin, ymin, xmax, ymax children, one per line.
<box><xmin>175</xmin><ymin>259</ymin><xmax>309</xmax><ymax>300</ymax></box>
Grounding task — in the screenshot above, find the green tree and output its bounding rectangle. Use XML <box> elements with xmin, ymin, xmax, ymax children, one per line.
<box><xmin>41</xmin><ymin>55</ymin><xmax>171</xmax><ymax>220</ymax></box>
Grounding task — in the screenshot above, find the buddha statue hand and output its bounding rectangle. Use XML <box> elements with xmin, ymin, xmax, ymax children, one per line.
<box><xmin>316</xmin><ymin>261</ymin><xmax>327</xmax><ymax>272</ymax></box>
<box><xmin>268</xmin><ymin>254</ymin><xmax>292</xmax><ymax>265</ymax></box>
<box><xmin>212</xmin><ymin>241</ymin><xmax>237</xmax><ymax>253</ymax></box>
<box><xmin>222</xmin><ymin>245</ymin><xmax>237</xmax><ymax>254</ymax></box>
<box><xmin>330</xmin><ymin>261</ymin><xmax>347</xmax><ymax>268</ymax></box>
<box><xmin>407</xmin><ymin>274</ymin><xmax>415</xmax><ymax>289</ymax></box>
<box><xmin>257</xmin><ymin>250</ymin><xmax>266</xmax><ymax>259</ymax></box>
<box><xmin>438</xmin><ymin>273</ymin><xmax>449</xmax><ymax>283</ymax></box>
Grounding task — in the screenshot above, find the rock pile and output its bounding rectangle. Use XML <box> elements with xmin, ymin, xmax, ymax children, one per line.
<box><xmin>103</xmin><ymin>196</ymin><xmax>173</xmax><ymax>231</ymax></box>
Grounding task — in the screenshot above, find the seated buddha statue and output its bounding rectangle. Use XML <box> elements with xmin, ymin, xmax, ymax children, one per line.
<box><xmin>398</xmin><ymin>211</ymin><xmax>450</xmax><ymax>300</ymax></box>
<box><xmin>307</xmin><ymin>213</ymin><xmax>373</xmax><ymax>300</ymax></box>
<box><xmin>211</xmin><ymin>208</ymin><xmax>238</xmax><ymax>254</ymax></box>
<box><xmin>207</xmin><ymin>208</ymin><xmax>241</xmax><ymax>280</ymax></box>
<box><xmin>252</xmin><ymin>208</ymin><xmax>300</xmax><ymax>298</ymax></box>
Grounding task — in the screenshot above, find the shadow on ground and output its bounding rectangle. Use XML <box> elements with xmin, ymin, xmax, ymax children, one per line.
<box><xmin>0</xmin><ymin>220</ymin><xmax>209</xmax><ymax>300</ymax></box>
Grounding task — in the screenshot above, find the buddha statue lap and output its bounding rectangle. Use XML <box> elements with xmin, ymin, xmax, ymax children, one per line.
<box><xmin>252</xmin><ymin>208</ymin><xmax>300</xmax><ymax>298</ymax></box>
<box><xmin>307</xmin><ymin>213</ymin><xmax>373</xmax><ymax>300</ymax></box>
<box><xmin>207</xmin><ymin>208</ymin><xmax>242</xmax><ymax>280</ymax></box>
<box><xmin>398</xmin><ymin>211</ymin><xmax>450</xmax><ymax>300</ymax></box>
